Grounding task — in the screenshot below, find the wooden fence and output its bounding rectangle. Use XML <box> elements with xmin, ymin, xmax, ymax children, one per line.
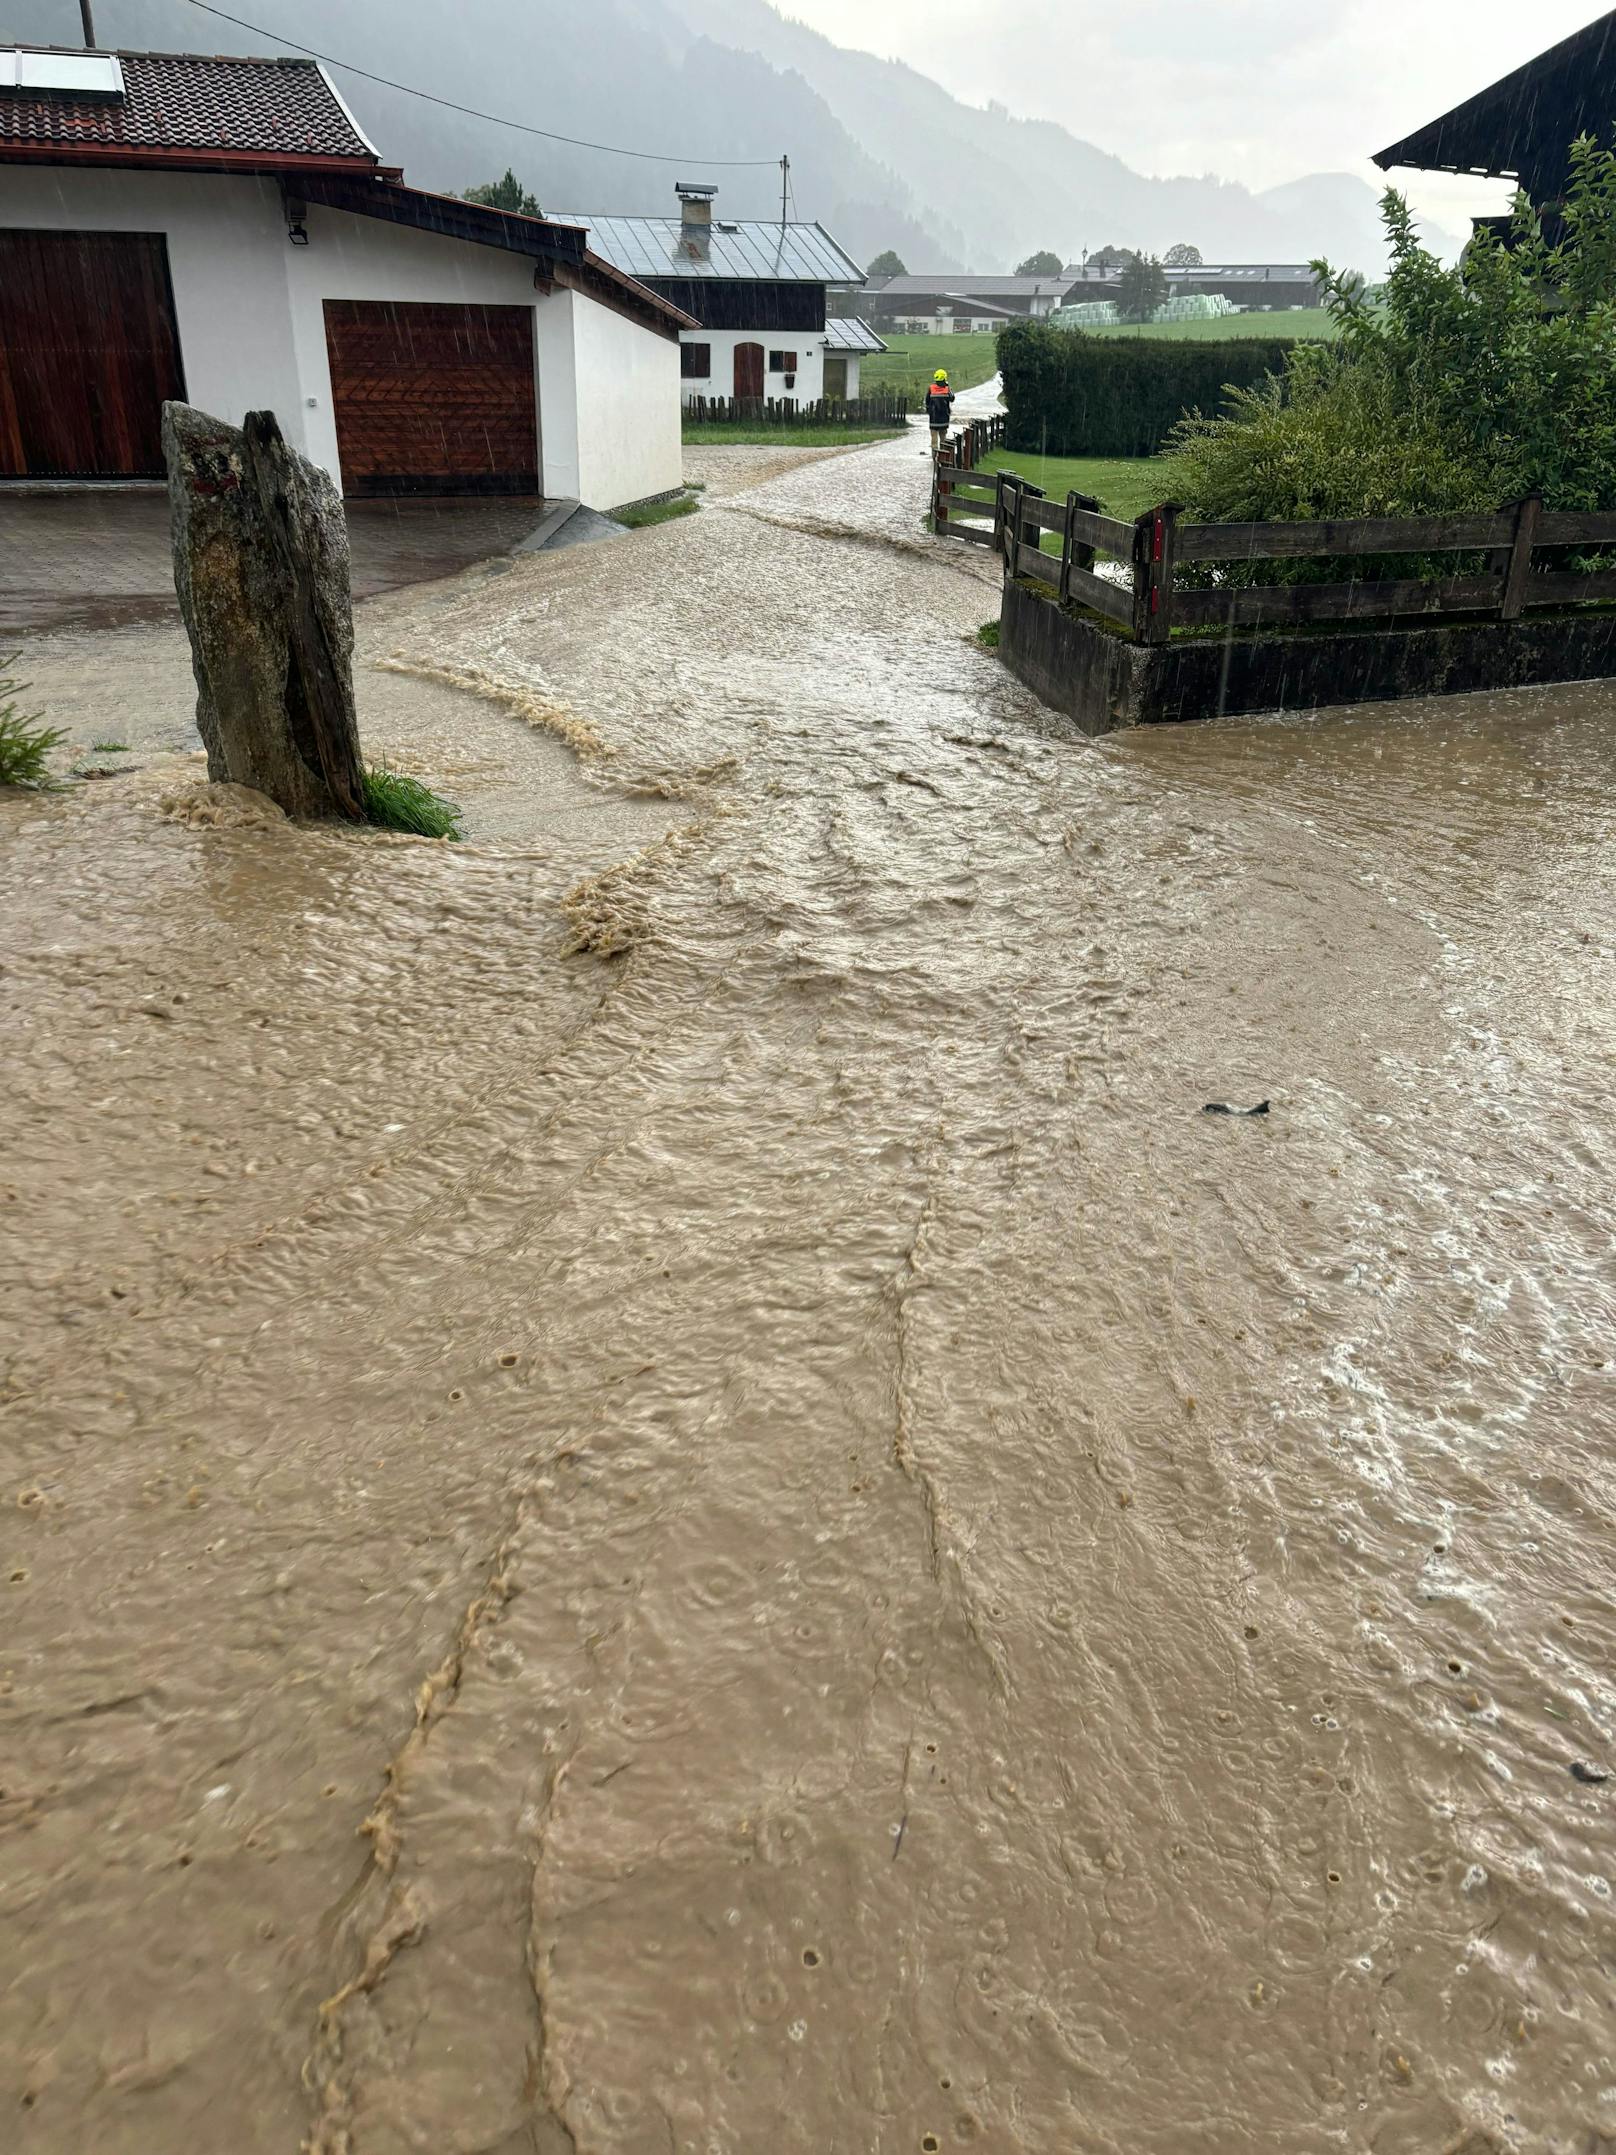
<box><xmin>932</xmin><ymin>439</ymin><xmax>1616</xmax><ymax>638</ymax></box>
<box><xmin>685</xmin><ymin>390</ymin><xmax>910</xmax><ymax>429</ymax></box>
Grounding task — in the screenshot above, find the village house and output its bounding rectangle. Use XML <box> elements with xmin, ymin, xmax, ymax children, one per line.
<box><xmin>0</xmin><ymin>45</ymin><xmax>693</xmax><ymax>508</ymax></box>
<box><xmin>863</xmin><ymin>273</ymin><xmax>1070</xmax><ymax>333</ymax></box>
<box><xmin>553</xmin><ymin>184</ymin><xmax>882</xmax><ymax>405</ymax></box>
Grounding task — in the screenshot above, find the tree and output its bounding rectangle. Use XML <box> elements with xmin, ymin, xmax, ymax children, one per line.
<box><xmin>463</xmin><ymin>169</ymin><xmax>542</xmax><ymax>216</ymax></box>
<box><xmin>1165</xmin><ymin>242</ymin><xmax>1203</xmax><ymax>267</ymax></box>
<box><xmin>1016</xmin><ymin>250</ymin><xmax>1063</xmax><ymax>277</ymax></box>
<box><xmin>867</xmin><ymin>249</ymin><xmax>907</xmax><ymax>277</ymax></box>
<box><xmin>1117</xmin><ymin>253</ymin><xmax>1169</xmax><ymax>322</ymax></box>
<box><xmin>1088</xmin><ymin>245</ymin><xmax>1135</xmax><ymax>270</ymax></box>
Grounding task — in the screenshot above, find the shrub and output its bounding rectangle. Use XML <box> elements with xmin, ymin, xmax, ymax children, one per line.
<box><xmin>362</xmin><ymin>765</ymin><xmax>464</xmax><ymax>840</ymax></box>
<box><xmin>997</xmin><ymin>319</ymin><xmax>1299</xmax><ymax>458</ymax></box>
<box><xmin>0</xmin><ymin>659</ymin><xmax>64</xmax><ymax>788</ymax></box>
<box><xmin>1162</xmin><ymin>142</ymin><xmax>1616</xmax><ymax>545</ymax></box>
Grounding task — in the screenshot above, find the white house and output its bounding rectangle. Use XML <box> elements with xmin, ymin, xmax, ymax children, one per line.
<box><xmin>552</xmin><ymin>184</ymin><xmax>884</xmax><ymax>406</ymax></box>
<box><xmin>0</xmin><ymin>46</ymin><xmax>693</xmax><ymax>508</ymax></box>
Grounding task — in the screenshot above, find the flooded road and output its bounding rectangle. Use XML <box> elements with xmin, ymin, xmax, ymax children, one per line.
<box><xmin>5</xmin><ymin>410</ymin><xmax>1616</xmax><ymax>2155</ymax></box>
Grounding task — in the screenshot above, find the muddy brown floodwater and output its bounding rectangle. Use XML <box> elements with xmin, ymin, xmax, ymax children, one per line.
<box><xmin>4</xmin><ymin>409</ymin><xmax>1616</xmax><ymax>2155</ymax></box>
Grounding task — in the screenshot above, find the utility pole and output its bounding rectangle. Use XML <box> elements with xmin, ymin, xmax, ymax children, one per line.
<box><xmin>79</xmin><ymin>1</ymin><xmax>97</xmax><ymax>45</ymax></box>
<box><xmin>780</xmin><ymin>153</ymin><xmax>790</xmax><ymax>228</ymax></box>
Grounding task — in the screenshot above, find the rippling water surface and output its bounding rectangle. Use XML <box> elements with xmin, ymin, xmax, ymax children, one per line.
<box><xmin>4</xmin><ymin>413</ymin><xmax>1615</xmax><ymax>2154</ymax></box>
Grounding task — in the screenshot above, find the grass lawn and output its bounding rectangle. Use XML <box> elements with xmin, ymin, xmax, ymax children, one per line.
<box><xmin>1086</xmin><ymin>308</ymin><xmax>1337</xmax><ymax>343</ymax></box>
<box><xmin>976</xmin><ymin>449</ymin><xmax>1170</xmax><ymax>524</ymax></box>
<box><xmin>680</xmin><ymin>422</ymin><xmax>902</xmax><ymax>447</ymax></box>
<box><xmin>862</xmin><ymin>331</ymin><xmax>1000</xmax><ymax>406</ymax></box>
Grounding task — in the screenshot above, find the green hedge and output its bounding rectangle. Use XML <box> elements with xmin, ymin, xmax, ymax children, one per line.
<box><xmin>997</xmin><ymin>320</ymin><xmax>1300</xmax><ymax>459</ymax></box>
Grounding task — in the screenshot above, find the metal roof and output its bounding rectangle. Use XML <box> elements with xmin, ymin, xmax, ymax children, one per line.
<box><xmin>551</xmin><ymin>214</ymin><xmax>863</xmax><ymax>284</ymax></box>
<box><xmin>0</xmin><ymin>47</ymin><xmax>377</xmax><ymax>168</ymax></box>
<box><xmin>823</xmin><ymin>315</ymin><xmax>886</xmax><ymax>352</ymax></box>
<box><xmin>1374</xmin><ymin>10</ymin><xmax>1616</xmax><ymax>186</ymax></box>
<box><xmin>869</xmin><ymin>274</ymin><xmax>1073</xmax><ymax>299</ymax></box>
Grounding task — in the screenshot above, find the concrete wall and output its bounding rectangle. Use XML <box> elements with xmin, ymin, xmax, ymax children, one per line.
<box><xmin>1</xmin><ymin>167</ymin><xmax>682</xmax><ymax>505</ymax></box>
<box><xmin>679</xmin><ymin>326</ymin><xmax>825</xmax><ymax>405</ymax></box>
<box><xmin>999</xmin><ymin>572</ymin><xmax>1616</xmax><ymax>735</ymax></box>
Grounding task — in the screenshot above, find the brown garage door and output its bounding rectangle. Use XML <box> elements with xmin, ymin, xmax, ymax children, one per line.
<box><xmin>324</xmin><ymin>300</ymin><xmax>538</xmax><ymax>497</ymax></box>
<box><xmin>0</xmin><ymin>230</ymin><xmax>184</xmax><ymax>479</ymax></box>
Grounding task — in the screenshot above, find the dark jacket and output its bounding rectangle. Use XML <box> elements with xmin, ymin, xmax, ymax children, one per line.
<box><xmin>925</xmin><ymin>384</ymin><xmax>955</xmax><ymax>429</ymax></box>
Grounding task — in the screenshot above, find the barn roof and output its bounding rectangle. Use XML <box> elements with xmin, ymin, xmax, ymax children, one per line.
<box><xmin>552</xmin><ymin>213</ymin><xmax>864</xmax><ymax>285</ymax></box>
<box><xmin>1374</xmin><ymin>11</ymin><xmax>1616</xmax><ymax>190</ymax></box>
<box><xmin>0</xmin><ymin>47</ymin><xmax>382</xmax><ymax>173</ymax></box>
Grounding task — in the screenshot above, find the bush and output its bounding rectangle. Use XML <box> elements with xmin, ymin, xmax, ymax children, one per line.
<box><xmin>998</xmin><ymin>320</ymin><xmax>1300</xmax><ymax>458</ymax></box>
<box><xmin>0</xmin><ymin>659</ymin><xmax>63</xmax><ymax>788</ymax></box>
<box><xmin>1162</xmin><ymin>143</ymin><xmax>1616</xmax><ymax>546</ymax></box>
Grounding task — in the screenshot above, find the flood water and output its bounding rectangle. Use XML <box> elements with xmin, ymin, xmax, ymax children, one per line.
<box><xmin>4</xmin><ymin>415</ymin><xmax>1615</xmax><ymax>2155</ymax></box>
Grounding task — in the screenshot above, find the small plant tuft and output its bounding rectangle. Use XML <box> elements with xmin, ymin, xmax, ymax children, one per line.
<box><xmin>613</xmin><ymin>492</ymin><xmax>700</xmax><ymax>529</ymax></box>
<box><xmin>362</xmin><ymin>764</ymin><xmax>464</xmax><ymax>840</ymax></box>
<box><xmin>91</xmin><ymin>740</ymin><xmax>132</xmax><ymax>753</ymax></box>
<box><xmin>0</xmin><ymin>658</ymin><xmax>65</xmax><ymax>788</ymax></box>
<box><xmin>977</xmin><ymin>621</ymin><xmax>1001</xmax><ymax>647</ymax></box>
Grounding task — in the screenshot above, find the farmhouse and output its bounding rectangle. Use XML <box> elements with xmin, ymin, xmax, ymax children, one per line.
<box><xmin>554</xmin><ymin>185</ymin><xmax>878</xmax><ymax>404</ymax></box>
<box><xmin>864</xmin><ymin>274</ymin><xmax>1069</xmax><ymax>332</ymax></box>
<box><xmin>0</xmin><ymin>45</ymin><xmax>693</xmax><ymax>507</ymax></box>
<box><xmin>1375</xmin><ymin>9</ymin><xmax>1616</xmax><ymax>231</ymax></box>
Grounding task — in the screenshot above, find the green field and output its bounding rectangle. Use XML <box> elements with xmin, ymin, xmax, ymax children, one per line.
<box><xmin>976</xmin><ymin>449</ymin><xmax>1169</xmax><ymax>524</ymax></box>
<box><xmin>862</xmin><ymin>331</ymin><xmax>1000</xmax><ymax>405</ymax></box>
<box><xmin>1086</xmin><ymin>308</ymin><xmax>1337</xmax><ymax>342</ymax></box>
<box><xmin>681</xmin><ymin>421</ymin><xmax>901</xmax><ymax>446</ymax></box>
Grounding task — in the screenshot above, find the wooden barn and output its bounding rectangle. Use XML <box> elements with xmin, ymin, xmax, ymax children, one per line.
<box><xmin>1375</xmin><ymin>10</ymin><xmax>1616</xmax><ymax>228</ymax></box>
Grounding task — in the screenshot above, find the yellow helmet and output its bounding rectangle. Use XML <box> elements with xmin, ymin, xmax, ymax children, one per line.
<box><xmin>934</xmin><ymin>369</ymin><xmax>949</xmax><ymax>383</ymax></box>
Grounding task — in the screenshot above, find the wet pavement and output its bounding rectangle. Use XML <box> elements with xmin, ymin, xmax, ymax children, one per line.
<box><xmin>4</xmin><ymin>399</ymin><xmax>1616</xmax><ymax>2155</ymax></box>
<box><xmin>0</xmin><ymin>490</ymin><xmax>564</xmax><ymax>633</ymax></box>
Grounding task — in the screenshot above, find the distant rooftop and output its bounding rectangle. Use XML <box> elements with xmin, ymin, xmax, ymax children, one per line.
<box><xmin>0</xmin><ymin>46</ymin><xmax>380</xmax><ymax>171</ymax></box>
<box><xmin>552</xmin><ymin>211</ymin><xmax>864</xmax><ymax>285</ymax></box>
<box><xmin>868</xmin><ymin>274</ymin><xmax>1071</xmax><ymax>298</ymax></box>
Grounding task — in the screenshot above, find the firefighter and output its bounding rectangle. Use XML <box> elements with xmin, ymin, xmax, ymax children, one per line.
<box><xmin>924</xmin><ymin>369</ymin><xmax>955</xmax><ymax>457</ymax></box>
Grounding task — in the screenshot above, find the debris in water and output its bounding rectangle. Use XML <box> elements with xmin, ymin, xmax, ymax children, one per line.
<box><xmin>1203</xmin><ymin>1101</ymin><xmax>1271</xmax><ymax>1118</ymax></box>
<box><xmin>1570</xmin><ymin>1762</ymin><xmax>1610</xmax><ymax>1785</ymax></box>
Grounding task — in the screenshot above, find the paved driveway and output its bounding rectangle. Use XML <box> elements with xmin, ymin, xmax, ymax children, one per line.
<box><xmin>0</xmin><ymin>489</ymin><xmax>556</xmax><ymax>634</ymax></box>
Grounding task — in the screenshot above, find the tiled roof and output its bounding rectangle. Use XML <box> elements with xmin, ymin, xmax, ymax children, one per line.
<box><xmin>0</xmin><ymin>48</ymin><xmax>378</xmax><ymax>167</ymax></box>
<box><xmin>823</xmin><ymin>315</ymin><xmax>886</xmax><ymax>352</ymax></box>
<box><xmin>551</xmin><ymin>214</ymin><xmax>863</xmax><ymax>285</ymax></box>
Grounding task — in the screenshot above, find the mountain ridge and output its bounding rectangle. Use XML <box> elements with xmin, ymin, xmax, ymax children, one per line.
<box><xmin>2</xmin><ymin>0</ymin><xmax>1431</xmax><ymax>270</ymax></box>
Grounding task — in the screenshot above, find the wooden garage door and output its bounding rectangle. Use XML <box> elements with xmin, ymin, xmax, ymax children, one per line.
<box><xmin>324</xmin><ymin>300</ymin><xmax>538</xmax><ymax>496</ymax></box>
<box><xmin>0</xmin><ymin>231</ymin><xmax>184</xmax><ymax>479</ymax></box>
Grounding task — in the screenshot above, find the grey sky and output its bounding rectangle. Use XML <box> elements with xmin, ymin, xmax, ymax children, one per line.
<box><xmin>776</xmin><ymin>0</ymin><xmax>1604</xmax><ymax>226</ymax></box>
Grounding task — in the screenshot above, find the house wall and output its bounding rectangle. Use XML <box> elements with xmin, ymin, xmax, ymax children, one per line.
<box><xmin>0</xmin><ymin>166</ymin><xmax>682</xmax><ymax>505</ymax></box>
<box><xmin>568</xmin><ymin>288</ymin><xmax>682</xmax><ymax>507</ymax></box>
<box><xmin>0</xmin><ymin>166</ymin><xmax>303</xmax><ymax>439</ymax></box>
<box><xmin>679</xmin><ymin>328</ymin><xmax>825</xmax><ymax>405</ymax></box>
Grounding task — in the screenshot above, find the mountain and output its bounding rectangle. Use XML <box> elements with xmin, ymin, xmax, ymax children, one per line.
<box><xmin>3</xmin><ymin>0</ymin><xmax>1433</xmax><ymax>272</ymax></box>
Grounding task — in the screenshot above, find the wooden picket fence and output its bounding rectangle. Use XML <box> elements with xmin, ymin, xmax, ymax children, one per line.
<box><xmin>685</xmin><ymin>391</ymin><xmax>910</xmax><ymax>428</ymax></box>
<box><xmin>932</xmin><ymin>437</ymin><xmax>1616</xmax><ymax>638</ymax></box>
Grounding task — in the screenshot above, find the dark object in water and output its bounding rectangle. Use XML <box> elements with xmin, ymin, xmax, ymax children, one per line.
<box><xmin>1203</xmin><ymin>1101</ymin><xmax>1271</xmax><ymax>1118</ymax></box>
<box><xmin>1570</xmin><ymin>1761</ymin><xmax>1610</xmax><ymax>1785</ymax></box>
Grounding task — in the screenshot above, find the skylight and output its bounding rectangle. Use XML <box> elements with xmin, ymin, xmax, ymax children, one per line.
<box><xmin>0</xmin><ymin>52</ymin><xmax>127</xmax><ymax>98</ymax></box>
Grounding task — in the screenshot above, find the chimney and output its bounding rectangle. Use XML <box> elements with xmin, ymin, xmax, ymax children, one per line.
<box><xmin>676</xmin><ymin>180</ymin><xmax>716</xmax><ymax>260</ymax></box>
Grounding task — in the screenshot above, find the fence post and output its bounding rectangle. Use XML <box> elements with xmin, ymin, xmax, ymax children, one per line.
<box><xmin>1059</xmin><ymin>489</ymin><xmax>1099</xmax><ymax>605</ymax></box>
<box><xmin>933</xmin><ymin>439</ymin><xmax>954</xmax><ymax>534</ymax></box>
<box><xmin>1500</xmin><ymin>492</ymin><xmax>1543</xmax><ymax>619</ymax></box>
<box><xmin>992</xmin><ymin>469</ymin><xmax>1014</xmax><ymax>557</ymax></box>
<box><xmin>1133</xmin><ymin>502</ymin><xmax>1180</xmax><ymax>645</ymax></box>
<box><xmin>1016</xmin><ymin>482</ymin><xmax>1046</xmax><ymax>577</ymax></box>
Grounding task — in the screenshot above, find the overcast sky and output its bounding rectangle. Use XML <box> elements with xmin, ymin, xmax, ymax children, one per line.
<box><xmin>776</xmin><ymin>0</ymin><xmax>1604</xmax><ymax>223</ymax></box>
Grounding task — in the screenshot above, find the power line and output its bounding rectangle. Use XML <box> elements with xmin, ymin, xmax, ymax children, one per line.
<box><xmin>172</xmin><ymin>0</ymin><xmax>784</xmax><ymax>167</ymax></box>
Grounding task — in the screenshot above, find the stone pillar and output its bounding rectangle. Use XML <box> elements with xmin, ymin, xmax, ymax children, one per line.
<box><xmin>164</xmin><ymin>402</ymin><xmax>366</xmax><ymax>820</ymax></box>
